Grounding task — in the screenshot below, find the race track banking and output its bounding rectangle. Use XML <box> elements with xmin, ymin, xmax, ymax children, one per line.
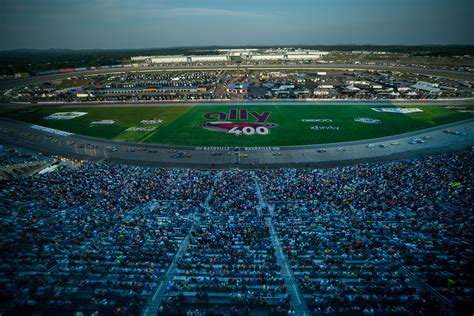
<box><xmin>1</xmin><ymin>116</ymin><xmax>473</xmax><ymax>169</ymax></box>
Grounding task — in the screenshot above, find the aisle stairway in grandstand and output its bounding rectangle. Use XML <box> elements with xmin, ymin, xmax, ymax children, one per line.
<box><xmin>141</xmin><ymin>210</ymin><xmax>201</xmax><ymax>316</ymax></box>
<box><xmin>253</xmin><ymin>174</ymin><xmax>310</xmax><ymax>315</ymax></box>
<box><xmin>157</xmin><ymin>172</ymin><xmax>293</xmax><ymax>315</ymax></box>
<box><xmin>142</xmin><ymin>176</ymin><xmax>219</xmax><ymax>316</ymax></box>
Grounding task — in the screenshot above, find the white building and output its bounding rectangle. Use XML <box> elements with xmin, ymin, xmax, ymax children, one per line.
<box><xmin>345</xmin><ymin>85</ymin><xmax>360</xmax><ymax>91</ymax></box>
<box><xmin>217</xmin><ymin>49</ymin><xmax>259</xmax><ymax>53</ymax></box>
<box><xmin>131</xmin><ymin>56</ymin><xmax>158</xmax><ymax>61</ymax></box>
<box><xmin>150</xmin><ymin>55</ymin><xmax>228</xmax><ymax>64</ymax></box>
<box><xmin>314</xmin><ymin>90</ymin><xmax>330</xmax><ymax>96</ymax></box>
<box><xmin>76</xmin><ymin>93</ymin><xmax>93</xmax><ymax>98</ymax></box>
<box><xmin>141</xmin><ymin>50</ymin><xmax>328</xmax><ymax>64</ymax></box>
<box><xmin>411</xmin><ymin>81</ymin><xmax>441</xmax><ymax>94</ymax></box>
<box><xmin>251</xmin><ymin>54</ymin><xmax>284</xmax><ymax>61</ymax></box>
<box><xmin>150</xmin><ymin>56</ymin><xmax>188</xmax><ymax>64</ymax></box>
<box><xmin>272</xmin><ymin>84</ymin><xmax>295</xmax><ymax>91</ymax></box>
<box><xmin>317</xmin><ymin>85</ymin><xmax>335</xmax><ymax>89</ymax></box>
<box><xmin>191</xmin><ymin>55</ymin><xmax>228</xmax><ymax>63</ymax></box>
<box><xmin>397</xmin><ymin>87</ymin><xmax>411</xmax><ymax>92</ymax></box>
<box><xmin>285</xmin><ymin>53</ymin><xmax>322</xmax><ymax>61</ymax></box>
<box><xmin>349</xmin><ymin>80</ymin><xmax>370</xmax><ymax>86</ymax></box>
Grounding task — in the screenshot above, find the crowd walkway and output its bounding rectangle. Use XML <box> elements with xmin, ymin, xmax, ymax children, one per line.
<box><xmin>253</xmin><ymin>174</ymin><xmax>310</xmax><ymax>315</ymax></box>
<box><xmin>143</xmin><ymin>175</ymin><xmax>220</xmax><ymax>316</ymax></box>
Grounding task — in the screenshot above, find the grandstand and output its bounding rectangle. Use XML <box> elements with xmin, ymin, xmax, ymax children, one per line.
<box><xmin>0</xmin><ymin>145</ymin><xmax>472</xmax><ymax>315</ymax></box>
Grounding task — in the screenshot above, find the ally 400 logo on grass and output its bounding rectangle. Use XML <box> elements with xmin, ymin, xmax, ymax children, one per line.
<box><xmin>199</xmin><ymin>109</ymin><xmax>278</xmax><ymax>136</ymax></box>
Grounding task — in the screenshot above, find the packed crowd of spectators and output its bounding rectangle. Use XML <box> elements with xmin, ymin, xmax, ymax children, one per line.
<box><xmin>257</xmin><ymin>150</ymin><xmax>473</xmax><ymax>315</ymax></box>
<box><xmin>160</xmin><ymin>171</ymin><xmax>290</xmax><ymax>315</ymax></box>
<box><xmin>0</xmin><ymin>146</ymin><xmax>47</xmax><ymax>167</ymax></box>
<box><xmin>0</xmin><ymin>146</ymin><xmax>472</xmax><ymax>315</ymax></box>
<box><xmin>0</xmin><ymin>161</ymin><xmax>214</xmax><ymax>315</ymax></box>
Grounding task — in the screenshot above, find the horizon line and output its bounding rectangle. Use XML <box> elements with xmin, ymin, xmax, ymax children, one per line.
<box><xmin>1</xmin><ymin>43</ymin><xmax>474</xmax><ymax>52</ymax></box>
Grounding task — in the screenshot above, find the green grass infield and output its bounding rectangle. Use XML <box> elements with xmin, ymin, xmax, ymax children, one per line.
<box><xmin>1</xmin><ymin>103</ymin><xmax>472</xmax><ymax>146</ymax></box>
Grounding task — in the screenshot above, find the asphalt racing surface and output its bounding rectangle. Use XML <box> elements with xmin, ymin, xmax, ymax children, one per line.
<box><xmin>1</xmin><ymin>117</ymin><xmax>473</xmax><ymax>169</ymax></box>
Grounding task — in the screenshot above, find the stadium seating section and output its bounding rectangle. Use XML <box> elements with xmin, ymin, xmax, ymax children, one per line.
<box><xmin>0</xmin><ymin>146</ymin><xmax>472</xmax><ymax>315</ymax></box>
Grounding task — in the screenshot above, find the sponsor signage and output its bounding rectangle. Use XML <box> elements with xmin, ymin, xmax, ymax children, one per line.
<box><xmin>125</xmin><ymin>126</ymin><xmax>157</xmax><ymax>132</ymax></box>
<box><xmin>443</xmin><ymin>106</ymin><xmax>474</xmax><ymax>114</ymax></box>
<box><xmin>141</xmin><ymin>119</ymin><xmax>163</xmax><ymax>124</ymax></box>
<box><xmin>45</xmin><ymin>112</ymin><xmax>87</xmax><ymax>120</ymax></box>
<box><xmin>302</xmin><ymin>119</ymin><xmax>333</xmax><ymax>122</ymax></box>
<box><xmin>371</xmin><ymin>108</ymin><xmax>423</xmax><ymax>114</ymax></box>
<box><xmin>31</xmin><ymin>125</ymin><xmax>73</xmax><ymax>136</ymax></box>
<box><xmin>90</xmin><ymin>120</ymin><xmax>116</xmax><ymax>125</ymax></box>
<box><xmin>354</xmin><ymin>117</ymin><xmax>381</xmax><ymax>124</ymax></box>
<box><xmin>196</xmin><ymin>146</ymin><xmax>281</xmax><ymax>151</ymax></box>
<box><xmin>200</xmin><ymin>109</ymin><xmax>277</xmax><ymax>136</ymax></box>
<box><xmin>310</xmin><ymin>125</ymin><xmax>340</xmax><ymax>131</ymax></box>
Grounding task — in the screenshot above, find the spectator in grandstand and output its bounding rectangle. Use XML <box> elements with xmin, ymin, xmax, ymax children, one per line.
<box><xmin>0</xmin><ymin>146</ymin><xmax>472</xmax><ymax>315</ymax></box>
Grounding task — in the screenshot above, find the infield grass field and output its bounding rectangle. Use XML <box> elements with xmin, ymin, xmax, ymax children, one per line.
<box><xmin>1</xmin><ymin>104</ymin><xmax>473</xmax><ymax>146</ymax></box>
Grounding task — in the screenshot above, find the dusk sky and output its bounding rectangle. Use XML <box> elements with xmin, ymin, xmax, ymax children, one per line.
<box><xmin>1</xmin><ymin>0</ymin><xmax>473</xmax><ymax>50</ymax></box>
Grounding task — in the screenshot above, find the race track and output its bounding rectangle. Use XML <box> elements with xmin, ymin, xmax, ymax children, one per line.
<box><xmin>1</xmin><ymin>117</ymin><xmax>472</xmax><ymax>169</ymax></box>
<box><xmin>1</xmin><ymin>63</ymin><xmax>473</xmax><ymax>168</ymax></box>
